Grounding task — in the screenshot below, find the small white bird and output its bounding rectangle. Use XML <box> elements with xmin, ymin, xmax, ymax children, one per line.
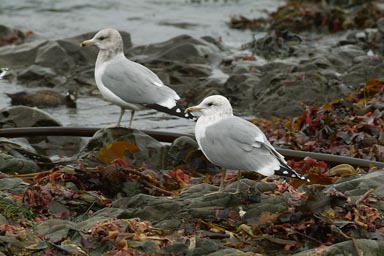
<box><xmin>186</xmin><ymin>95</ymin><xmax>307</xmax><ymax>193</ymax></box>
<box><xmin>80</xmin><ymin>28</ymin><xmax>194</xmax><ymax>127</ymax></box>
<box><xmin>0</xmin><ymin>68</ymin><xmax>8</xmax><ymax>79</ymax></box>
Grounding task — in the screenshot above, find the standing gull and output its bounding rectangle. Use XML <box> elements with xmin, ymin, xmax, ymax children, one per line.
<box><xmin>80</xmin><ymin>28</ymin><xmax>194</xmax><ymax>127</ymax></box>
<box><xmin>186</xmin><ymin>95</ymin><xmax>307</xmax><ymax>193</ymax></box>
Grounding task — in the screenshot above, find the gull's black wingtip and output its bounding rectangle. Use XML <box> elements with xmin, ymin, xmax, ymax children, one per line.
<box><xmin>147</xmin><ymin>103</ymin><xmax>197</xmax><ymax>121</ymax></box>
<box><xmin>274</xmin><ymin>165</ymin><xmax>310</xmax><ymax>182</ymax></box>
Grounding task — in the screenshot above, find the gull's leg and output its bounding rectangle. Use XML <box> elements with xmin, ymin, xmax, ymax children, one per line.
<box><xmin>128</xmin><ymin>110</ymin><xmax>135</xmax><ymax>128</ymax></box>
<box><xmin>204</xmin><ymin>168</ymin><xmax>227</xmax><ymax>196</ymax></box>
<box><xmin>116</xmin><ymin>107</ymin><xmax>125</xmax><ymax>127</ymax></box>
<box><xmin>218</xmin><ymin>169</ymin><xmax>226</xmax><ymax>193</ymax></box>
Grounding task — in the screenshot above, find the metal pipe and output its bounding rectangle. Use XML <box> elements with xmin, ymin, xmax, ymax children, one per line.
<box><xmin>0</xmin><ymin>127</ymin><xmax>383</xmax><ymax>169</ymax></box>
<box><xmin>0</xmin><ymin>127</ymin><xmax>192</xmax><ymax>142</ymax></box>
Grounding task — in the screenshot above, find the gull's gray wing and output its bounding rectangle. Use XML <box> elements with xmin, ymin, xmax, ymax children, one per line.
<box><xmin>200</xmin><ymin>116</ymin><xmax>284</xmax><ymax>176</ymax></box>
<box><xmin>101</xmin><ymin>56</ymin><xmax>179</xmax><ymax>107</ymax></box>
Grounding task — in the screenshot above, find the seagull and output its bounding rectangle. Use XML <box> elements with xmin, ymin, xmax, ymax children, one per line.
<box><xmin>186</xmin><ymin>95</ymin><xmax>308</xmax><ymax>193</ymax></box>
<box><xmin>80</xmin><ymin>28</ymin><xmax>194</xmax><ymax>127</ymax></box>
<box><xmin>0</xmin><ymin>68</ymin><xmax>8</xmax><ymax>79</ymax></box>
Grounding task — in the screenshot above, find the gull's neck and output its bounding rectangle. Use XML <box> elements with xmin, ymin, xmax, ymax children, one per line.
<box><xmin>96</xmin><ymin>45</ymin><xmax>124</xmax><ymax>66</ymax></box>
<box><xmin>196</xmin><ymin>111</ymin><xmax>232</xmax><ymax>141</ymax></box>
<box><xmin>199</xmin><ymin>111</ymin><xmax>232</xmax><ymax>124</ymax></box>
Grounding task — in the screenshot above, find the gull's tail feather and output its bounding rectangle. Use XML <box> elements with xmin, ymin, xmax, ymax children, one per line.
<box><xmin>274</xmin><ymin>165</ymin><xmax>309</xmax><ymax>181</ymax></box>
<box><xmin>147</xmin><ymin>103</ymin><xmax>196</xmax><ymax>120</ymax></box>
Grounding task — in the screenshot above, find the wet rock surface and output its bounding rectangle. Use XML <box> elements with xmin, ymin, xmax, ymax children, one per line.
<box><xmin>0</xmin><ymin>105</ymin><xmax>61</xmax><ymax>128</ymax></box>
<box><xmin>0</xmin><ymin>105</ymin><xmax>382</xmax><ymax>254</ymax></box>
<box><xmin>0</xmin><ymin>157</ymin><xmax>383</xmax><ymax>255</ymax></box>
<box><xmin>2</xmin><ymin>18</ymin><xmax>384</xmax><ymax>118</ymax></box>
<box><xmin>0</xmin><ymin>106</ymin><xmax>83</xmax><ymax>158</ymax></box>
<box><xmin>79</xmin><ymin>127</ymin><xmax>168</xmax><ymax>170</ymax></box>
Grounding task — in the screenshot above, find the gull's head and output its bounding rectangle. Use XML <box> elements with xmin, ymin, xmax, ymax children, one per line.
<box><xmin>80</xmin><ymin>28</ymin><xmax>123</xmax><ymax>51</ymax></box>
<box><xmin>185</xmin><ymin>95</ymin><xmax>233</xmax><ymax>117</ymax></box>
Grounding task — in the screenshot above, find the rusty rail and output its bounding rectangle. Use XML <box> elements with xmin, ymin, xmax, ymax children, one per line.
<box><xmin>0</xmin><ymin>127</ymin><xmax>383</xmax><ymax>169</ymax></box>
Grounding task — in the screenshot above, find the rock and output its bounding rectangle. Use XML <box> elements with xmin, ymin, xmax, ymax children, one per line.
<box><xmin>292</xmin><ymin>239</ymin><xmax>384</xmax><ymax>256</ymax></box>
<box><xmin>112</xmin><ymin>194</ymin><xmax>184</xmax><ymax>226</ymax></box>
<box><xmin>17</xmin><ymin>64</ymin><xmax>64</xmax><ymax>88</ymax></box>
<box><xmin>0</xmin><ymin>106</ymin><xmax>83</xmax><ymax>156</ymax></box>
<box><xmin>295</xmin><ymin>56</ymin><xmax>333</xmax><ymax>72</ymax></box>
<box><xmin>223</xmin><ymin>73</ymin><xmax>261</xmax><ymax>110</ymax></box>
<box><xmin>167</xmin><ymin>136</ymin><xmax>198</xmax><ymax>168</ymax></box>
<box><xmin>243</xmin><ymin>194</ymin><xmax>286</xmax><ymax>224</ymax></box>
<box><xmin>250</xmin><ymin>69</ymin><xmax>344</xmax><ymax>118</ymax></box>
<box><xmin>163</xmin><ymin>242</ymin><xmax>189</xmax><ymax>255</ymax></box>
<box><xmin>341</xmin><ymin>55</ymin><xmax>384</xmax><ymax>89</ymax></box>
<box><xmin>76</xmin><ymin>208</ymin><xmax>126</xmax><ymax>231</ymax></box>
<box><xmin>33</xmin><ymin>135</ymin><xmax>84</xmax><ymax>157</ymax></box>
<box><xmin>0</xmin><ymin>137</ymin><xmax>52</xmax><ymax>173</ymax></box>
<box><xmin>0</xmin><ymin>214</ymin><xmax>8</xmax><ymax>225</ymax></box>
<box><xmin>0</xmin><ymin>105</ymin><xmax>61</xmax><ymax>128</ymax></box>
<box><xmin>326</xmin><ymin>171</ymin><xmax>384</xmax><ymax>197</ymax></box>
<box><xmin>162</xmin><ymin>62</ymin><xmax>212</xmax><ymax>85</ymax></box>
<box><xmin>193</xmin><ymin>238</ymin><xmax>223</xmax><ymax>255</ymax></box>
<box><xmin>377</xmin><ymin>17</ymin><xmax>384</xmax><ymax>34</ymax></box>
<box><xmin>0</xmin><ymin>40</ymin><xmax>45</xmax><ymax>69</ymax></box>
<box><xmin>79</xmin><ymin>127</ymin><xmax>167</xmax><ymax>170</ymax></box>
<box><xmin>34</xmin><ymin>219</ymin><xmax>77</xmax><ymax>243</ymax></box>
<box><xmin>35</xmin><ymin>41</ymin><xmax>74</xmax><ymax>75</ymax></box>
<box><xmin>0</xmin><ymin>153</ymin><xmax>39</xmax><ymax>174</ymax></box>
<box><xmin>110</xmin><ymin>180</ymin><xmax>276</xmax><ymax>230</ymax></box>
<box><xmin>207</xmin><ymin>248</ymin><xmax>257</xmax><ymax>256</ymax></box>
<box><xmin>330</xmin><ymin>44</ymin><xmax>367</xmax><ymax>69</ymax></box>
<box><xmin>186</xmin><ymin>79</ymin><xmax>224</xmax><ymax>106</ymax></box>
<box><xmin>128</xmin><ymin>35</ymin><xmax>223</xmax><ymax>64</ymax></box>
<box><xmin>0</xmin><ymin>177</ymin><xmax>29</xmax><ymax>194</ymax></box>
<box><xmin>220</xmin><ymin>29</ymin><xmax>384</xmax><ymax>118</ymax></box>
<box><xmin>251</xmin><ymin>31</ymin><xmax>303</xmax><ymax>60</ymax></box>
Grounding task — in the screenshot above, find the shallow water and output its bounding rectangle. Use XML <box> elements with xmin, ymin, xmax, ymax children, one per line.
<box><xmin>0</xmin><ymin>0</ymin><xmax>283</xmax><ymax>45</ymax></box>
<box><xmin>0</xmin><ymin>80</ymin><xmax>196</xmax><ymax>133</ymax></box>
<box><xmin>0</xmin><ymin>0</ymin><xmax>284</xmax><ymax>133</ymax></box>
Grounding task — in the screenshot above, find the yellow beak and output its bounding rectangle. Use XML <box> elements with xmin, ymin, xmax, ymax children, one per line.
<box><xmin>80</xmin><ymin>39</ymin><xmax>94</xmax><ymax>47</ymax></box>
<box><xmin>185</xmin><ymin>106</ymin><xmax>202</xmax><ymax>113</ymax></box>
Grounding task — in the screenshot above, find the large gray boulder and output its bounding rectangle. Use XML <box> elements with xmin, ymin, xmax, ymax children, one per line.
<box><xmin>78</xmin><ymin>127</ymin><xmax>167</xmax><ymax>170</ymax></box>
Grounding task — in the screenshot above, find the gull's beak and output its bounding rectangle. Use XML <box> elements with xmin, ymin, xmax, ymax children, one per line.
<box><xmin>80</xmin><ymin>39</ymin><xmax>95</xmax><ymax>47</ymax></box>
<box><xmin>185</xmin><ymin>106</ymin><xmax>202</xmax><ymax>113</ymax></box>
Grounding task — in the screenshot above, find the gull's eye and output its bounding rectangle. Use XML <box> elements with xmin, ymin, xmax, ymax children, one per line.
<box><xmin>99</xmin><ymin>36</ymin><xmax>106</xmax><ymax>40</ymax></box>
<box><xmin>207</xmin><ymin>102</ymin><xmax>214</xmax><ymax>107</ymax></box>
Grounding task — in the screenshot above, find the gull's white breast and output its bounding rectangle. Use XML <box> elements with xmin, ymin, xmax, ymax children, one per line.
<box><xmin>95</xmin><ymin>59</ymin><xmax>142</xmax><ymax>110</ymax></box>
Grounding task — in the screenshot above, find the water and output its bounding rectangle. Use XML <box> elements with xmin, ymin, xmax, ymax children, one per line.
<box><xmin>0</xmin><ymin>80</ymin><xmax>195</xmax><ymax>133</ymax></box>
<box><xmin>0</xmin><ymin>0</ymin><xmax>284</xmax><ymax>133</ymax></box>
<box><xmin>0</xmin><ymin>0</ymin><xmax>283</xmax><ymax>45</ymax></box>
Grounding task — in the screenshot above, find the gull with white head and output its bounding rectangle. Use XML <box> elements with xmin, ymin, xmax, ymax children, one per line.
<box><xmin>186</xmin><ymin>95</ymin><xmax>307</xmax><ymax>193</ymax></box>
<box><xmin>80</xmin><ymin>28</ymin><xmax>194</xmax><ymax>127</ymax></box>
